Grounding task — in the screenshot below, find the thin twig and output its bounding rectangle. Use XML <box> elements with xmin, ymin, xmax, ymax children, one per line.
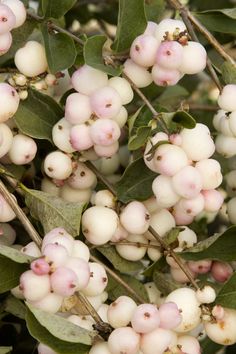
<box><xmin>90</xmin><ymin>254</ymin><xmax>146</xmax><ymax>304</ymax></box>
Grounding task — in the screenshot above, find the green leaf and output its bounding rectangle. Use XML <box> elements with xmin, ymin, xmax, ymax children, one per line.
<box><xmin>42</xmin><ymin>0</ymin><xmax>76</xmax><ymax>19</ymax></box>
<box><xmin>171</xmin><ymin>111</ymin><xmax>196</xmax><ymax>129</ymax></box>
<box><xmin>128</xmin><ymin>126</ymin><xmax>152</xmax><ymax>151</ymax></box>
<box><xmin>200</xmin><ymin>337</ymin><xmax>222</xmax><ymax>354</ymax></box>
<box><xmin>153</xmin><ymin>270</ymin><xmax>180</xmax><ymax>296</ymax></box>
<box><xmin>180</xmin><ymin>226</ymin><xmax>236</xmax><ymax>262</ymax></box>
<box><xmin>221</xmin><ymin>62</ymin><xmax>236</xmax><ymax>84</ymax></box>
<box><xmin>142</xmin><ymin>256</ymin><xmax>167</xmax><ymax>277</ymax></box>
<box><xmin>107</xmin><ymin>273</ymin><xmax>149</xmax><ymax>302</ymax></box>
<box><xmin>112</xmin><ymin>0</ymin><xmax>147</xmax><ymax>53</ymax></box>
<box><xmin>216</xmin><ymin>272</ymin><xmax>236</xmax><ymax>309</ymax></box>
<box><xmin>42</xmin><ymin>24</ymin><xmax>77</xmax><ymax>74</ymax></box>
<box><xmin>84</xmin><ymin>35</ymin><xmax>121</xmax><ymax>76</ymax></box>
<box><xmin>27</xmin><ymin>303</ymin><xmax>96</xmax><ymax>344</ymax></box>
<box><xmin>115</xmin><ymin>157</ymin><xmax>156</xmax><ymax>203</ymax></box>
<box><xmin>14</xmin><ymin>89</ymin><xmax>63</xmax><ymax>143</ymax></box>
<box><xmin>0</xmin><ymin>19</ymin><xmax>37</xmax><ymax>65</ymax></box>
<box><xmin>194</xmin><ymin>11</ymin><xmax>236</xmax><ymax>34</ymax></box>
<box><xmin>26</xmin><ymin>308</ymin><xmax>90</xmax><ymax>354</ymax></box>
<box><xmin>0</xmin><ymin>255</ymin><xmax>28</xmax><ymax>294</ymax></box>
<box><xmin>163</xmin><ymin>227</ymin><xmax>182</xmax><ymax>246</ymax></box>
<box><xmin>145</xmin><ymin>0</ymin><xmax>165</xmax><ymax>22</ymax></box>
<box><xmin>24</xmin><ymin>188</ymin><xmax>85</xmax><ymax>237</ymax></box>
<box><xmin>0</xmin><ymin>347</ymin><xmax>12</xmax><ymax>354</ymax></box>
<box><xmin>97</xmin><ymin>246</ymin><xmax>143</xmax><ymax>273</ymax></box>
<box><xmin>0</xmin><ymin>244</ymin><xmax>33</xmax><ymax>264</ymax></box>
<box><xmin>4</xmin><ymin>295</ymin><xmax>26</xmax><ymax>320</ymax></box>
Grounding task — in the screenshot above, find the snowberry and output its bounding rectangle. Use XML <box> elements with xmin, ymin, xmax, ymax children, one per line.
<box><xmin>0</xmin><ymin>193</ymin><xmax>15</xmax><ymax>222</ymax></box>
<box><xmin>123</xmin><ymin>59</ymin><xmax>152</xmax><ymax>88</ymax></box>
<box><xmin>52</xmin><ymin>118</ymin><xmax>75</xmax><ymax>153</ymax></box>
<box><xmin>153</xmin><ymin>143</ymin><xmax>189</xmax><ymax>177</ymax></box>
<box><xmin>195</xmin><ymin>159</ymin><xmax>222</xmax><ymax>189</ymax></box>
<box><xmin>180</xmin><ymin>123</ymin><xmax>215</xmax><ymax>161</ymax></box>
<box><xmin>144</xmin><ymin>132</ymin><xmax>169</xmax><ymax>172</ymax></box>
<box><xmin>107</xmin><ymin>295</ymin><xmax>137</xmax><ymax>328</ymax></box>
<box><xmin>30</xmin><ymin>258</ymin><xmax>50</xmax><ymax>276</ymax></box>
<box><xmin>82</xmin><ymin>206</ymin><xmax>118</xmax><ymax>245</ymax></box>
<box><xmin>179</xmin><ymin>42</ymin><xmax>206</xmax><ymax>74</ymax></box>
<box><xmin>172</xmin><ymin>208</ymin><xmax>194</xmax><ymax>226</ymax></box>
<box><xmin>19</xmin><ymin>270</ymin><xmax>51</xmax><ymax>301</ymax></box>
<box><xmin>45</xmin><ymin>74</ymin><xmax>57</xmax><ymax>87</ymax></box>
<box><xmin>228</xmin><ymin>111</ymin><xmax>236</xmax><ymax>135</ymax></box>
<box><xmin>71</xmin><ymin>240</ymin><xmax>90</xmax><ymax>261</ymax></box>
<box><xmin>89</xmin><ymin>341</ymin><xmax>111</xmax><ymax>354</ymax></box>
<box><xmin>41</xmin><ymin>178</ymin><xmax>61</xmax><ymax>197</ymax></box>
<box><xmin>0</xmin><ymin>222</ymin><xmax>16</xmax><ymax>246</ymax></box>
<box><xmin>92</xmin><ymin>189</ymin><xmax>116</xmax><ymax>209</ymax></box>
<box><xmin>227</xmin><ymin>197</ymin><xmax>236</xmax><ymax>223</ymax></box>
<box><xmin>90</xmin><ymin>86</ymin><xmax>122</xmax><ymax>119</ymax></box>
<box><xmin>187</xmin><ymin>260</ymin><xmax>212</xmax><ymax>274</ymax></box>
<box><xmin>145</xmin><ymin>209</ymin><xmax>175</xmax><ymax>240</ymax></box>
<box><xmin>44</xmin><ymin>151</ymin><xmax>72</xmax><ymax>180</ymax></box>
<box><xmin>159</xmin><ymin>302</ymin><xmax>182</xmax><ymax>329</ymax></box>
<box><xmin>177</xmin><ymin>226</ymin><xmax>197</xmax><ymax>249</ymax></box>
<box><xmin>171</xmin><ymin>266</ymin><xmax>196</xmax><ymax>284</ymax></box>
<box><xmin>0</xmin><ymin>123</ymin><xmax>13</xmax><ymax>158</ymax></box>
<box><xmin>71</xmin><ymin>65</ymin><xmax>108</xmax><ymax>95</ymax></box>
<box><xmin>42</xmin><ymin>229</ymin><xmax>74</xmax><ymax>254</ymax></box>
<box><xmin>42</xmin><ymin>243</ymin><xmax>69</xmax><ymax>268</ymax></box>
<box><xmin>38</xmin><ymin>343</ymin><xmax>57</xmax><ymax>354</ymax></box>
<box><xmin>213</xmin><ymin>109</ymin><xmax>226</xmax><ymax>131</ymax></box>
<box><xmin>147</xmin><ymin>242</ymin><xmax>162</xmax><ymax>262</ymax></box>
<box><xmin>130</xmin><ymin>34</ymin><xmax>159</xmax><ymax>67</ymax></box>
<box><xmin>196</xmin><ymin>285</ymin><xmax>216</xmax><ymax>304</ymax></box>
<box><xmin>82</xmin><ymin>262</ymin><xmax>108</xmax><ymax>296</ymax></box>
<box><xmin>60</xmin><ymin>184</ymin><xmax>92</xmax><ymax>203</ymax></box>
<box><xmin>0</xmin><ymin>4</ymin><xmax>15</xmax><ymax>33</ymax></box>
<box><xmin>116</xmin><ymin>234</ymin><xmax>148</xmax><ymax>261</ymax></box>
<box><xmin>94</xmin><ymin>141</ymin><xmax>119</xmax><ymax>157</ymax></box>
<box><xmin>173</xmin><ymin>194</ymin><xmax>205</xmax><ymax>218</ymax></box>
<box><xmin>155</xmin><ymin>19</ymin><xmax>187</xmax><ymax>44</ymax></box>
<box><xmin>215</xmin><ymin>134</ymin><xmax>236</xmax><ymax>158</ymax></box>
<box><xmin>65</xmin><ymin>92</ymin><xmax>92</xmax><ymax>124</ymax></box>
<box><xmin>94</xmin><ymin>153</ymin><xmax>120</xmax><ymax>175</ymax></box>
<box><xmin>90</xmin><ymin>119</ymin><xmax>120</xmax><ymax>146</ymax></box>
<box><xmin>218</xmin><ymin>84</ymin><xmax>236</xmax><ymax>112</ymax></box>
<box><xmin>201</xmin><ymin>189</ymin><xmax>224</xmax><ymax>212</ymax></box>
<box><xmin>65</xmin><ymin>257</ymin><xmax>90</xmax><ymax>290</ymax></box>
<box><xmin>144</xmin><ymin>21</ymin><xmax>158</xmax><ymax>36</ymax></box>
<box><xmin>0</xmin><ymin>83</ymin><xmax>19</xmax><ymax>123</ymax></box>
<box><xmin>165</xmin><ymin>288</ymin><xmax>201</xmax><ymax>332</ymax></box>
<box><xmin>68</xmin><ymin>162</ymin><xmax>97</xmax><ymax>190</ymax></box>
<box><xmin>219</xmin><ymin>115</ymin><xmax>233</xmax><ymax>136</ymax></box>
<box><xmin>14</xmin><ymin>41</ymin><xmax>48</xmax><ymax>77</ymax></box>
<box><xmin>110</xmin><ymin>222</ymin><xmax>128</xmax><ymax>242</ymax></box>
<box><xmin>172</xmin><ymin>166</ymin><xmax>203</xmax><ymax>199</ymax></box>
<box><xmin>70</xmin><ymin>123</ymin><xmax>93</xmax><ymax>151</ymax></box>
<box><xmin>29</xmin><ymin>292</ymin><xmax>63</xmax><ymax>314</ymax></box>
<box><xmin>108</xmin><ymin>77</ymin><xmax>133</xmax><ymax>105</ymax></box>
<box><xmin>141</xmin><ymin>327</ymin><xmax>176</xmax><ymax>354</ymax></box>
<box><xmin>112</xmin><ymin>106</ymin><xmax>128</xmax><ymax>128</ymax></box>
<box><xmin>144</xmin><ymin>282</ymin><xmax>164</xmax><ymax>305</ymax></box>
<box><xmin>98</xmin><ymin>303</ymin><xmax>109</xmax><ymax>322</ymax></box>
<box><xmin>156</xmin><ymin>41</ymin><xmax>183</xmax><ymax>70</ymax></box>
<box><xmin>152</xmin><ymin>64</ymin><xmax>181</xmax><ymax>86</ymax></box>
<box><xmin>212</xmin><ymin>305</ymin><xmax>225</xmax><ymax>321</ymax></box>
<box><xmin>211</xmin><ymin>261</ymin><xmax>233</xmax><ymax>283</ymax></box>
<box><xmin>8</xmin><ymin>134</ymin><xmax>37</xmax><ymax>165</ymax></box>
<box><xmin>204</xmin><ymin>308</ymin><xmax>236</xmax><ymax>345</ymax></box>
<box><xmin>177</xmin><ymin>335</ymin><xmax>201</xmax><ymax>354</ymax></box>
<box><xmin>21</xmin><ymin>241</ymin><xmax>41</xmax><ymax>258</ymax></box>
<box><xmin>0</xmin><ymin>31</ymin><xmax>12</xmax><ymax>55</ymax></box>
<box><xmin>120</xmin><ymin>201</ymin><xmax>150</xmax><ymax>234</ymax></box>
<box><xmin>50</xmin><ymin>266</ymin><xmax>78</xmax><ymax>296</ymax></box>
<box><xmin>2</xmin><ymin>0</ymin><xmax>26</xmax><ymax>28</ymax></box>
<box><xmin>108</xmin><ymin>327</ymin><xmax>140</xmax><ymax>354</ymax></box>
<box><xmin>142</xmin><ymin>196</ymin><xmax>160</xmax><ymax>214</ymax></box>
<box><xmin>131</xmin><ymin>303</ymin><xmax>160</xmax><ymax>333</ymax></box>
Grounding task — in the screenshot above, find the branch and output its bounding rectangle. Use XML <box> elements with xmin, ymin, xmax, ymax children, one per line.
<box><xmin>90</xmin><ymin>254</ymin><xmax>146</xmax><ymax>304</ymax></box>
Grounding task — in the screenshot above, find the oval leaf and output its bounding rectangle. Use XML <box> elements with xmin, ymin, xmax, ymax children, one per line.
<box><xmin>41</xmin><ymin>0</ymin><xmax>76</xmax><ymax>19</ymax></box>
<box><xmin>128</xmin><ymin>126</ymin><xmax>152</xmax><ymax>151</ymax></box>
<box><xmin>14</xmin><ymin>89</ymin><xmax>63</xmax><ymax>142</ymax></box>
<box><xmin>24</xmin><ymin>188</ymin><xmax>85</xmax><ymax>237</ymax></box>
<box><xmin>216</xmin><ymin>272</ymin><xmax>236</xmax><ymax>309</ymax></box>
<box><xmin>112</xmin><ymin>0</ymin><xmax>147</xmax><ymax>53</ymax></box>
<box><xmin>0</xmin><ymin>244</ymin><xmax>33</xmax><ymax>264</ymax></box>
<box><xmin>221</xmin><ymin>61</ymin><xmax>236</xmax><ymax>84</ymax></box>
<box><xmin>0</xmin><ymin>255</ymin><xmax>28</xmax><ymax>293</ymax></box>
<box><xmin>27</xmin><ymin>303</ymin><xmax>96</xmax><ymax>344</ymax></box>
<box><xmin>153</xmin><ymin>270</ymin><xmax>180</xmax><ymax>296</ymax></box>
<box><xmin>115</xmin><ymin>157</ymin><xmax>156</xmax><ymax>203</ymax></box>
<box><xmin>26</xmin><ymin>308</ymin><xmax>90</xmax><ymax>354</ymax></box>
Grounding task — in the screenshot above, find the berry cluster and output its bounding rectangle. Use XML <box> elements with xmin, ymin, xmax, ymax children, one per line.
<box><xmin>214</xmin><ymin>85</ymin><xmax>236</xmax><ymax>158</ymax></box>
<box><xmin>55</xmin><ymin>64</ymin><xmax>133</xmax><ymax>158</ymax></box>
<box><xmin>18</xmin><ymin>227</ymin><xmax>108</xmax><ymax>314</ymax></box>
<box><xmin>0</xmin><ymin>0</ymin><xmax>26</xmax><ymax>56</ymax></box>
<box><xmin>144</xmin><ymin>123</ymin><xmax>223</xmax><ymax>225</ymax></box>
<box><xmin>124</xmin><ymin>19</ymin><xmax>207</xmax><ymax>88</ymax></box>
